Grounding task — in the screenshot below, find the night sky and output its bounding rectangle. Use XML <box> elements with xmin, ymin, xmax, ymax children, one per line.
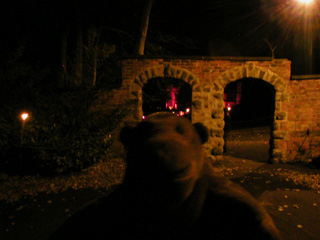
<box><xmin>1</xmin><ymin>0</ymin><xmax>319</xmax><ymax>74</ymax></box>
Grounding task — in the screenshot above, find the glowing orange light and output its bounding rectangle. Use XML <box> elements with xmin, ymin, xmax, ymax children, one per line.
<box><xmin>227</xmin><ymin>107</ymin><xmax>231</xmax><ymax>111</ymax></box>
<box><xmin>179</xmin><ymin>111</ymin><xmax>185</xmax><ymax>116</ymax></box>
<box><xmin>186</xmin><ymin>108</ymin><xmax>190</xmax><ymax>113</ymax></box>
<box><xmin>21</xmin><ymin>113</ymin><xmax>29</xmax><ymax>121</ymax></box>
<box><xmin>20</xmin><ymin>112</ymin><xmax>29</xmax><ymax>144</ymax></box>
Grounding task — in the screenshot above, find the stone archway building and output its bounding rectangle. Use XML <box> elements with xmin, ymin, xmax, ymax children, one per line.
<box><xmin>114</xmin><ymin>57</ymin><xmax>320</xmax><ymax>163</ymax></box>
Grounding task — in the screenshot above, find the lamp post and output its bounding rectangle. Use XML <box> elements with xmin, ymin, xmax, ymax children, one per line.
<box><xmin>20</xmin><ymin>112</ymin><xmax>29</xmax><ymax>145</ymax></box>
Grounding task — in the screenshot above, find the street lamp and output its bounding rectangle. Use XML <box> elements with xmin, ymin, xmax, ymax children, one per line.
<box><xmin>263</xmin><ymin>0</ymin><xmax>317</xmax><ymax>74</ymax></box>
<box><xmin>20</xmin><ymin>112</ymin><xmax>29</xmax><ymax>144</ymax></box>
<box><xmin>296</xmin><ymin>0</ymin><xmax>313</xmax><ymax>5</ymax></box>
<box><xmin>286</xmin><ymin>0</ymin><xmax>317</xmax><ymax>73</ymax></box>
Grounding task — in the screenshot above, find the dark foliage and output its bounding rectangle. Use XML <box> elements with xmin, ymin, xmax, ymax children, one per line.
<box><xmin>0</xmin><ymin>42</ymin><xmax>133</xmax><ymax>176</ymax></box>
<box><xmin>1</xmin><ymin>87</ymin><xmax>134</xmax><ymax>176</ymax></box>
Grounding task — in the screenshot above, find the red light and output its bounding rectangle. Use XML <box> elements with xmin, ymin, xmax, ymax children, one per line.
<box><xmin>166</xmin><ymin>85</ymin><xmax>178</xmax><ymax>110</ymax></box>
<box><xmin>179</xmin><ymin>111</ymin><xmax>185</xmax><ymax>116</ymax></box>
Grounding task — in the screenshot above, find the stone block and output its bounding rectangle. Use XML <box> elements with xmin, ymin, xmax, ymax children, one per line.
<box><xmin>275</xmin><ymin>101</ymin><xmax>281</xmax><ymax>111</ymax></box>
<box><xmin>139</xmin><ymin>73</ymin><xmax>148</xmax><ymax>83</ymax></box>
<box><xmin>211</xmin><ymin>109</ymin><xmax>224</xmax><ymax>119</ymax></box>
<box><xmin>211</xmin><ymin>146</ymin><xmax>224</xmax><ymax>156</ymax></box>
<box><xmin>273</xmin><ymin>130</ymin><xmax>287</xmax><ymax>139</ymax></box>
<box><xmin>181</xmin><ymin>70</ymin><xmax>189</xmax><ymax>80</ymax></box>
<box><xmin>275</xmin><ymin>111</ymin><xmax>287</xmax><ymax>120</ymax></box>
<box><xmin>188</xmin><ymin>74</ymin><xmax>198</xmax><ymax>85</ymax></box>
<box><xmin>228</xmin><ymin>70</ymin><xmax>237</xmax><ymax>80</ymax></box>
<box><xmin>268</xmin><ymin>75</ymin><xmax>277</xmax><ymax>85</ymax></box>
<box><xmin>259</xmin><ymin>70</ymin><xmax>266</xmax><ymax>79</ymax></box>
<box><xmin>273</xmin><ymin>139</ymin><xmax>286</xmax><ymax>149</ymax></box>
<box><xmin>214</xmin><ymin>82</ymin><xmax>223</xmax><ymax>91</ymax></box>
<box><xmin>232</xmin><ymin>66</ymin><xmax>243</xmax><ymax>78</ymax></box>
<box><xmin>202</xmin><ymin>84</ymin><xmax>211</xmax><ymax>92</ymax></box>
<box><xmin>273</xmin><ymin>121</ymin><xmax>280</xmax><ymax>130</ymax></box>
<box><xmin>274</xmin><ymin>81</ymin><xmax>286</xmax><ymax>92</ymax></box>
<box><xmin>213</xmin><ymin>93</ymin><xmax>224</xmax><ymax>100</ymax></box>
<box><xmin>131</xmin><ymin>91</ymin><xmax>139</xmax><ymax>97</ymax></box>
<box><xmin>193</xmin><ymin>100</ymin><xmax>202</xmax><ymax>110</ymax></box>
<box><xmin>242</xmin><ymin>66</ymin><xmax>247</xmax><ymax>78</ymax></box>
<box><xmin>210</xmin><ymin>128</ymin><xmax>224</xmax><ymax>137</ymax></box>
<box><xmin>193</xmin><ymin>83</ymin><xmax>201</xmax><ymax>92</ymax></box>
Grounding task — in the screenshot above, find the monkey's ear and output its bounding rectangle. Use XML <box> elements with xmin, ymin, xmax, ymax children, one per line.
<box><xmin>120</xmin><ymin>126</ymin><xmax>136</xmax><ymax>150</ymax></box>
<box><xmin>193</xmin><ymin>123</ymin><xmax>209</xmax><ymax>144</ymax></box>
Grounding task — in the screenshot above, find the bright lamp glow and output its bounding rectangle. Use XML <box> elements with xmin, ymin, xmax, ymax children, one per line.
<box><xmin>297</xmin><ymin>0</ymin><xmax>313</xmax><ymax>4</ymax></box>
<box><xmin>21</xmin><ymin>113</ymin><xmax>29</xmax><ymax>121</ymax></box>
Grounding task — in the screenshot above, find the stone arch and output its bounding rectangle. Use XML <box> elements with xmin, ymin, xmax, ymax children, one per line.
<box><xmin>217</xmin><ymin>63</ymin><xmax>286</xmax><ymax>92</ymax></box>
<box><xmin>132</xmin><ymin>64</ymin><xmax>200</xmax><ymax>89</ymax></box>
<box><xmin>131</xmin><ymin>64</ymin><xmax>201</xmax><ymax>121</ymax></box>
<box><xmin>216</xmin><ymin>63</ymin><xmax>289</xmax><ymax>163</ymax></box>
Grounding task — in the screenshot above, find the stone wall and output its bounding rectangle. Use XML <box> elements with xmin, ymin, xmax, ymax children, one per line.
<box><xmin>286</xmin><ymin>79</ymin><xmax>320</xmax><ymax>161</ymax></box>
<box><xmin>115</xmin><ymin>57</ymin><xmax>320</xmax><ymax>163</ymax></box>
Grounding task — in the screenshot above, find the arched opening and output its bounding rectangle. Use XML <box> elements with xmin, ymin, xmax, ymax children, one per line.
<box><xmin>142</xmin><ymin>77</ymin><xmax>192</xmax><ymax>120</ymax></box>
<box><xmin>223</xmin><ymin>78</ymin><xmax>276</xmax><ymax>162</ymax></box>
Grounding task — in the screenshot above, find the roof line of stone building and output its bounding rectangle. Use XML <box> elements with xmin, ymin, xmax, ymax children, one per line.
<box><xmin>121</xmin><ymin>55</ymin><xmax>284</xmax><ymax>61</ymax></box>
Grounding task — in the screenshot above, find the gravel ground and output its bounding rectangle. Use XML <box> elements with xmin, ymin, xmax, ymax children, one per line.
<box><xmin>225</xmin><ymin>126</ymin><xmax>271</xmax><ymax>162</ymax></box>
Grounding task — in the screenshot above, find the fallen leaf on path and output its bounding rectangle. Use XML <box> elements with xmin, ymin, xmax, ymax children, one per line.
<box><xmin>278</xmin><ymin>206</ymin><xmax>284</xmax><ymax>211</ymax></box>
<box><xmin>16</xmin><ymin>206</ymin><xmax>24</xmax><ymax>211</ymax></box>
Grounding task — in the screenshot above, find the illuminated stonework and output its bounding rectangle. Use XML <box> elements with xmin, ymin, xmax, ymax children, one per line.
<box><xmin>110</xmin><ymin>57</ymin><xmax>320</xmax><ymax>163</ymax></box>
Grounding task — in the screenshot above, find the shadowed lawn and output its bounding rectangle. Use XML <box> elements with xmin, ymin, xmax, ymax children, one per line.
<box><xmin>0</xmin><ymin>188</ymin><xmax>108</xmax><ymax>240</ymax></box>
<box><xmin>0</xmin><ymin>158</ymin><xmax>125</xmax><ymax>240</ymax></box>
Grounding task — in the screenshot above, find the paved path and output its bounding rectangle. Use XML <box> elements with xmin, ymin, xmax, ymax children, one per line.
<box><xmin>222</xmin><ymin>126</ymin><xmax>320</xmax><ymax>239</ymax></box>
<box><xmin>261</xmin><ymin>190</ymin><xmax>320</xmax><ymax>240</ymax></box>
<box><xmin>220</xmin><ymin>154</ymin><xmax>320</xmax><ymax>240</ymax></box>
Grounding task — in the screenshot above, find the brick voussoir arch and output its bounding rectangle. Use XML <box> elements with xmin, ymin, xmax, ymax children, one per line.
<box><xmin>218</xmin><ymin>63</ymin><xmax>286</xmax><ymax>91</ymax></box>
<box><xmin>133</xmin><ymin>64</ymin><xmax>200</xmax><ymax>90</ymax></box>
<box><xmin>218</xmin><ymin>63</ymin><xmax>288</xmax><ymax>163</ymax></box>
